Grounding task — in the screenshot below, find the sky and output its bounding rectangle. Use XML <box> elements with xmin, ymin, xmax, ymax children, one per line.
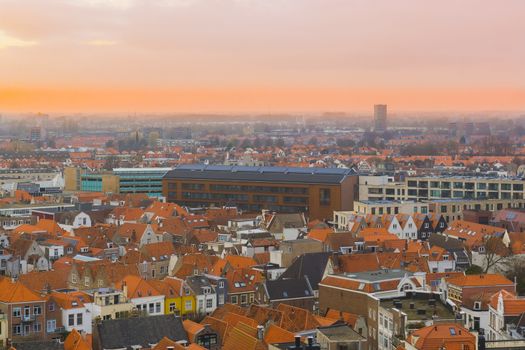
<box><xmin>0</xmin><ymin>0</ymin><xmax>524</xmax><ymax>114</ymax></box>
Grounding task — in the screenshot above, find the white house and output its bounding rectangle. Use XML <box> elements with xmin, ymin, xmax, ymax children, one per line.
<box><xmin>50</xmin><ymin>291</ymin><xmax>92</xmax><ymax>334</ymax></box>
<box><xmin>116</xmin><ymin>275</ymin><xmax>165</xmax><ymax>316</ymax></box>
<box><xmin>186</xmin><ymin>276</ymin><xmax>217</xmax><ymax>316</ymax></box>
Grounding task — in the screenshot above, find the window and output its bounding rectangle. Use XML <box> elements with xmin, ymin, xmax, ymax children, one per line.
<box><xmin>185</xmin><ymin>300</ymin><xmax>192</xmax><ymax>311</ymax></box>
<box><xmin>169</xmin><ymin>302</ymin><xmax>177</xmax><ymax>313</ymax></box>
<box><xmin>474</xmin><ymin>301</ymin><xmax>481</xmax><ymax>310</ymax></box>
<box><xmin>218</xmin><ymin>281</ymin><xmax>225</xmax><ymax>288</ymax></box>
<box><xmin>149</xmin><ymin>303</ymin><xmax>155</xmax><ymax>314</ymax></box>
<box><xmin>206</xmin><ymin>299</ymin><xmax>213</xmax><ymax>308</ymax></box>
<box><xmin>155</xmin><ymin>302</ymin><xmax>161</xmax><ymax>313</ymax></box>
<box><xmin>13</xmin><ymin>325</ymin><xmax>21</xmax><ymax>335</ymax></box>
<box><xmin>241</xmin><ymin>294</ymin><xmax>248</xmax><ymax>305</ymax></box>
<box><xmin>68</xmin><ymin>314</ymin><xmax>75</xmax><ymax>326</ymax></box>
<box><xmin>24</xmin><ymin>306</ymin><xmax>30</xmax><ymax>318</ymax></box>
<box><xmin>71</xmin><ymin>274</ymin><xmax>78</xmax><ymax>283</ymax></box>
<box><xmin>84</xmin><ymin>276</ymin><xmax>90</xmax><ymax>286</ymax></box>
<box><xmin>13</xmin><ymin>307</ymin><xmax>21</xmax><ymax>317</ymax></box>
<box><xmin>47</xmin><ymin>319</ymin><xmax>56</xmax><ymax>333</ymax></box>
<box><xmin>77</xmin><ymin>313</ymin><xmax>83</xmax><ymax>325</ymax></box>
<box><xmin>231</xmin><ymin>295</ymin><xmax>238</xmax><ymax>304</ymax></box>
<box><xmin>34</xmin><ymin>305</ymin><xmax>42</xmax><ymax>315</ymax></box>
<box><xmin>33</xmin><ymin>322</ymin><xmax>41</xmax><ymax>332</ymax></box>
<box><xmin>319</xmin><ymin>188</ymin><xmax>331</xmax><ymax>206</ymax></box>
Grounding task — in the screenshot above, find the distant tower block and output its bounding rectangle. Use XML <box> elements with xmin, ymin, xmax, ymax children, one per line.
<box><xmin>374</xmin><ymin>104</ymin><xmax>387</xmax><ymax>132</ymax></box>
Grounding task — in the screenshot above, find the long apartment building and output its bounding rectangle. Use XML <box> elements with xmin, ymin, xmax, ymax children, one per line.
<box><xmin>162</xmin><ymin>164</ymin><xmax>358</xmax><ymax>220</ymax></box>
<box><xmin>360</xmin><ymin>175</ymin><xmax>525</xmax><ymax>202</ymax></box>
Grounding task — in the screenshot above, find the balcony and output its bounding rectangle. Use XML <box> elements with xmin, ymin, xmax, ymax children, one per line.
<box><xmin>21</xmin><ymin>314</ymin><xmax>36</xmax><ymax>322</ymax></box>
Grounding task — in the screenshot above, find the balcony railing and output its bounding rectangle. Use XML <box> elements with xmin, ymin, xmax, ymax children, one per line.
<box><xmin>21</xmin><ymin>314</ymin><xmax>36</xmax><ymax>322</ymax></box>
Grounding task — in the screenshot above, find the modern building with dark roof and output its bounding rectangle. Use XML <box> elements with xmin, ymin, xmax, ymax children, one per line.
<box><xmin>163</xmin><ymin>165</ymin><xmax>358</xmax><ymax>220</ymax></box>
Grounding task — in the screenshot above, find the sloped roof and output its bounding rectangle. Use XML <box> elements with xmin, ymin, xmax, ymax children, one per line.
<box><xmin>96</xmin><ymin>315</ymin><xmax>188</xmax><ymax>349</ymax></box>
<box><xmin>278</xmin><ymin>252</ymin><xmax>331</xmax><ymax>290</ymax></box>
<box><xmin>265</xmin><ymin>277</ymin><xmax>314</xmax><ymax>301</ymax></box>
<box><xmin>0</xmin><ymin>278</ymin><xmax>45</xmax><ymax>303</ymax></box>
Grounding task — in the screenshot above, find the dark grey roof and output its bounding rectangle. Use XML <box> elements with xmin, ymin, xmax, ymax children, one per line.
<box><xmin>186</xmin><ymin>275</ymin><xmax>213</xmax><ymax>293</ymax></box>
<box><xmin>429</xmin><ymin>233</ymin><xmax>466</xmax><ymax>252</ymax></box>
<box><xmin>95</xmin><ymin>314</ymin><xmax>187</xmax><ymax>349</ymax></box>
<box><xmin>12</xmin><ymin>342</ymin><xmax>64</xmax><ymax>350</ymax></box>
<box><xmin>265</xmin><ymin>277</ymin><xmax>315</xmax><ymax>301</ymax></box>
<box><xmin>163</xmin><ymin>165</ymin><xmax>356</xmax><ymax>185</ymax></box>
<box><xmin>279</xmin><ymin>252</ymin><xmax>331</xmax><ymax>290</ymax></box>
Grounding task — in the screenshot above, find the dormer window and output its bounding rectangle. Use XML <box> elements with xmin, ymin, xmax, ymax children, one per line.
<box><xmin>474</xmin><ymin>301</ymin><xmax>481</xmax><ymax>310</ymax></box>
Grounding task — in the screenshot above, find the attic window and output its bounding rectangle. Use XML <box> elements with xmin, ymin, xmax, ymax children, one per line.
<box><xmin>358</xmin><ymin>283</ymin><xmax>365</xmax><ymax>290</ymax></box>
<box><xmin>474</xmin><ymin>301</ymin><xmax>481</xmax><ymax>310</ymax></box>
<box><xmin>449</xmin><ymin>327</ymin><xmax>456</xmax><ymax>336</ymax></box>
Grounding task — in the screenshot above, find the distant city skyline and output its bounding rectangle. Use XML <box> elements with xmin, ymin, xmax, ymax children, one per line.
<box><xmin>1</xmin><ymin>0</ymin><xmax>524</xmax><ymax>113</ymax></box>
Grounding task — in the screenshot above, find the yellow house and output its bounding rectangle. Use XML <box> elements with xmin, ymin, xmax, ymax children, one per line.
<box><xmin>150</xmin><ymin>278</ymin><xmax>196</xmax><ymax>316</ymax></box>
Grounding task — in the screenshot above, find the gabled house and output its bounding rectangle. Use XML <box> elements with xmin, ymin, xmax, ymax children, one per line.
<box><xmin>186</xmin><ymin>275</ymin><xmax>217</xmax><ymax>316</ymax></box>
<box><xmin>7</xmin><ymin>238</ymin><xmax>49</xmax><ymax>275</ymax></box>
<box><xmin>264</xmin><ymin>213</ymin><xmax>307</xmax><ymax>241</ymax></box>
<box><xmin>112</xmin><ymin>223</ymin><xmax>163</xmax><ymax>247</ymax></box>
<box><xmin>487</xmin><ymin>289</ymin><xmax>525</xmax><ymax>341</ymax></box>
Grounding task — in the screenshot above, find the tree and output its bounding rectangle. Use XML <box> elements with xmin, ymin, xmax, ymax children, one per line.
<box><xmin>504</xmin><ymin>258</ymin><xmax>525</xmax><ymax>294</ymax></box>
<box><xmin>479</xmin><ymin>236</ymin><xmax>510</xmax><ymax>273</ymax></box>
<box><xmin>465</xmin><ymin>264</ymin><xmax>484</xmax><ymax>275</ymax></box>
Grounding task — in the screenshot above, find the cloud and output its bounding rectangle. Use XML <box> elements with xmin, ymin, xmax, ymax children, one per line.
<box><xmin>0</xmin><ymin>31</ymin><xmax>36</xmax><ymax>49</ymax></box>
<box><xmin>87</xmin><ymin>39</ymin><xmax>117</xmax><ymax>46</ymax></box>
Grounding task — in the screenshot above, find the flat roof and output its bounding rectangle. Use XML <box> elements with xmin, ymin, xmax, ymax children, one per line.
<box><xmin>113</xmin><ymin>167</ymin><xmax>172</xmax><ymax>172</ymax></box>
<box><xmin>358</xmin><ymin>200</ymin><xmax>419</xmax><ymax>205</ymax></box>
<box><xmin>342</xmin><ymin>269</ymin><xmax>412</xmax><ymax>282</ymax></box>
<box><xmin>163</xmin><ymin>164</ymin><xmax>356</xmax><ymax>185</ymax></box>
<box><xmin>380</xmin><ymin>297</ymin><xmax>454</xmax><ymax>321</ymax></box>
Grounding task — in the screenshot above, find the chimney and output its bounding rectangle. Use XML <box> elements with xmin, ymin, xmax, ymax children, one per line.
<box><xmin>295</xmin><ymin>336</ymin><xmax>301</xmax><ymax>347</ymax></box>
<box><xmin>257</xmin><ymin>325</ymin><xmax>264</xmax><ymax>340</ymax></box>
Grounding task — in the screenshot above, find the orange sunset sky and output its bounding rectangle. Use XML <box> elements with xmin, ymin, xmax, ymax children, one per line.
<box><xmin>0</xmin><ymin>0</ymin><xmax>524</xmax><ymax>113</ymax></box>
